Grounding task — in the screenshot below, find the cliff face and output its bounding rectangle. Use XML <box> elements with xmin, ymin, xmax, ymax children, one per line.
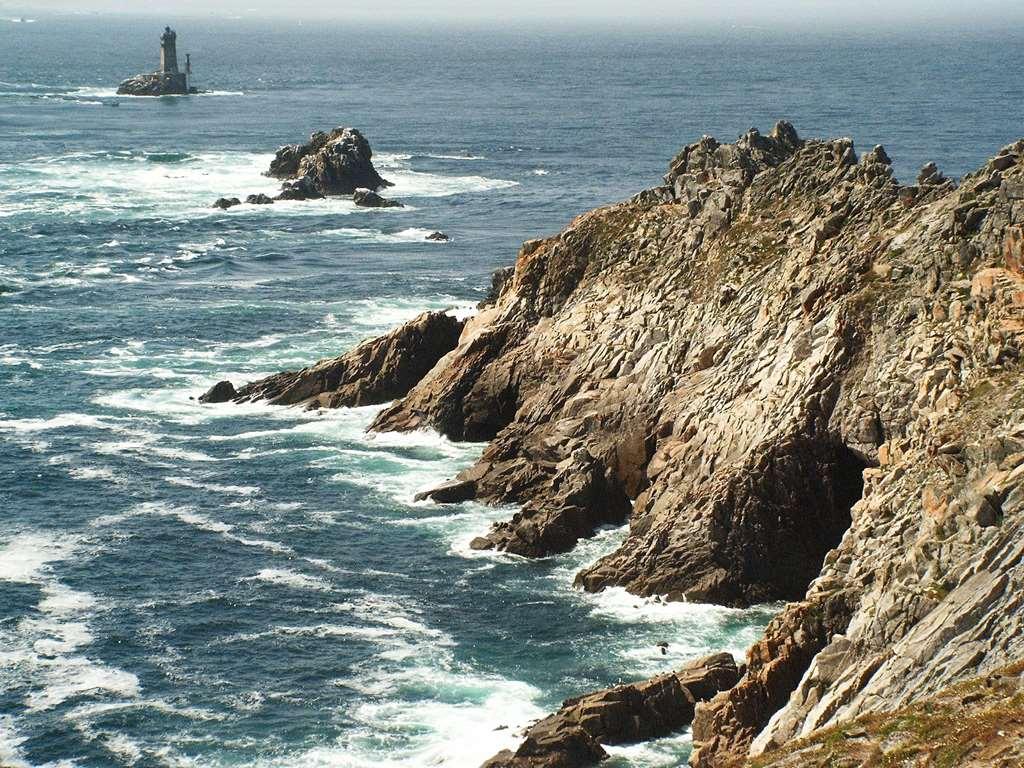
<box><xmin>367</xmin><ymin>123</ymin><xmax>1024</xmax><ymax>764</ymax></box>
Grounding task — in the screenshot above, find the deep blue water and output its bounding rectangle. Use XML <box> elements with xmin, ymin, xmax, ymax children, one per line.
<box><xmin>1</xmin><ymin>14</ymin><xmax>1022</xmax><ymax>768</ymax></box>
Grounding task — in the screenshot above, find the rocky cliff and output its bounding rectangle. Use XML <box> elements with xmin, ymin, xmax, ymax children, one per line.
<box><xmin>212</xmin><ymin>122</ymin><xmax>1024</xmax><ymax>766</ymax></box>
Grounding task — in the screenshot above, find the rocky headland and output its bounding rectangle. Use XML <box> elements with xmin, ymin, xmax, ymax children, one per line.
<box><xmin>204</xmin><ymin>122</ymin><xmax>1024</xmax><ymax>766</ymax></box>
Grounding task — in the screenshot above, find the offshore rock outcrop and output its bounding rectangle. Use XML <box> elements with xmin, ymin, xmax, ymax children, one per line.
<box><xmin>226</xmin><ymin>121</ymin><xmax>1024</xmax><ymax>766</ymax></box>
<box><xmin>207</xmin><ymin>311</ymin><xmax>462</xmax><ymax>409</ymax></box>
<box><xmin>213</xmin><ymin>127</ymin><xmax>392</xmax><ymax>206</ymax></box>
<box><xmin>484</xmin><ymin>653</ymin><xmax>739</xmax><ymax>768</ymax></box>
<box><xmin>352</xmin><ymin>188</ymin><xmax>403</xmax><ymax>208</ymax></box>
<box><xmin>116</xmin><ymin>72</ymin><xmax>195</xmax><ymax>96</ymax></box>
<box><xmin>268</xmin><ymin>127</ymin><xmax>391</xmax><ymax>200</ymax></box>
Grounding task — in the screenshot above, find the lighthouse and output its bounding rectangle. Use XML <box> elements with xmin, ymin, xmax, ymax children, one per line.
<box><xmin>116</xmin><ymin>26</ymin><xmax>195</xmax><ymax>96</ymax></box>
<box><xmin>160</xmin><ymin>26</ymin><xmax>179</xmax><ymax>73</ymax></box>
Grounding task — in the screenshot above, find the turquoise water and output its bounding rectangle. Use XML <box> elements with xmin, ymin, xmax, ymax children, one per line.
<box><xmin>1</xmin><ymin>14</ymin><xmax>1022</xmax><ymax>768</ymax></box>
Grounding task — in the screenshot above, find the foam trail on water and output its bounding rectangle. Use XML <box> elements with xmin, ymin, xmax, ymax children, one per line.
<box><xmin>0</xmin><ymin>531</ymin><xmax>141</xmax><ymax>721</ymax></box>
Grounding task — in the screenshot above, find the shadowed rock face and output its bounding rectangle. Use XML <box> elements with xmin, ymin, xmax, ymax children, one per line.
<box><xmin>266</xmin><ymin>127</ymin><xmax>391</xmax><ymax>198</ymax></box>
<box><xmin>483</xmin><ymin>654</ymin><xmax>739</xmax><ymax>768</ymax></box>
<box><xmin>223</xmin><ymin>311</ymin><xmax>463</xmax><ymax>410</ymax></box>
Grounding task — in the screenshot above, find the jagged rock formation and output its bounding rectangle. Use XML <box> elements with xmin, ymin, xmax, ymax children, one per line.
<box><xmin>199</xmin><ymin>380</ymin><xmax>237</xmax><ymax>403</ymax></box>
<box><xmin>207</xmin><ymin>311</ymin><xmax>462</xmax><ymax>409</ymax></box>
<box><xmin>267</xmin><ymin>127</ymin><xmax>391</xmax><ymax>200</ymax></box>
<box><xmin>213</xmin><ymin>127</ymin><xmax>392</xmax><ymax>207</ymax></box>
<box><xmin>224</xmin><ymin>122</ymin><xmax>1024</xmax><ymax>766</ymax></box>
<box><xmin>484</xmin><ymin>654</ymin><xmax>739</xmax><ymax>768</ymax></box>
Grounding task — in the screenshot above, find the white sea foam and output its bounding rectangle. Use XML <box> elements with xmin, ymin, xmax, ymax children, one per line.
<box><xmin>0</xmin><ymin>413</ymin><xmax>113</xmax><ymax>433</ymax></box>
<box><xmin>315</xmin><ymin>226</ymin><xmax>442</xmax><ymax>244</ymax></box>
<box><xmin>305</xmin><ymin>666</ymin><xmax>542</xmax><ymax>768</ymax></box>
<box><xmin>0</xmin><ymin>533</ymin><xmax>78</xmax><ymax>583</ymax></box>
<box><xmin>67</xmin><ymin>465</ymin><xmax>122</xmax><ymax>483</ymax></box>
<box><xmin>66</xmin><ymin>698</ymin><xmax>225</xmax><ymax>723</ymax></box>
<box><xmin>72</xmin><ymin>87</ymin><xmax>244</xmax><ymax>99</ymax></box>
<box><xmin>242</xmin><ymin>568</ymin><xmax>332</xmax><ymax>592</ymax></box>
<box><xmin>37</xmin><ymin>583</ymin><xmax>98</xmax><ymax>616</ymax></box>
<box><xmin>0</xmin><ymin>716</ymin><xmax>30</xmax><ymax>768</ymax></box>
<box><xmin>0</xmin><ymin>531</ymin><xmax>141</xmax><ymax>719</ymax></box>
<box><xmin>604</xmin><ymin>730</ymin><xmax>694</xmax><ymax>766</ymax></box>
<box><xmin>164</xmin><ymin>475</ymin><xmax>260</xmax><ymax>496</ymax></box>
<box><xmin>0</xmin><ymin>146</ymin><xmax>514</xmax><ymax>224</ymax></box>
<box><xmin>24</xmin><ymin>658</ymin><xmax>141</xmax><ymax>712</ymax></box>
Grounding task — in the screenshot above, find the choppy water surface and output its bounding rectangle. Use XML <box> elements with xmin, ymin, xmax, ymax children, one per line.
<box><xmin>2</xmin><ymin>15</ymin><xmax>1023</xmax><ymax>768</ymax></box>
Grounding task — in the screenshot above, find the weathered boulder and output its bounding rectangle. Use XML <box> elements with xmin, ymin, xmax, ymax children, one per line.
<box><xmin>212</xmin><ymin>197</ymin><xmax>241</xmax><ymax>210</ymax></box>
<box><xmin>199</xmin><ymin>380</ymin><xmax>237</xmax><ymax>403</ymax></box>
<box><xmin>482</xmin><ymin>654</ymin><xmax>739</xmax><ymax>768</ymax></box>
<box><xmin>266</xmin><ymin>127</ymin><xmax>391</xmax><ymax>196</ymax></box>
<box><xmin>230</xmin><ymin>310</ymin><xmax>464</xmax><ymax>409</ymax></box>
<box><xmin>426</xmin><ymin>231</ymin><xmax>451</xmax><ymax>241</ymax></box>
<box><xmin>414</xmin><ymin>478</ymin><xmax>477</xmax><ymax>503</ymax></box>
<box><xmin>246</xmin><ymin>193</ymin><xmax>275</xmax><ymax>205</ymax></box>
<box><xmin>116</xmin><ymin>72</ymin><xmax>192</xmax><ymax>96</ymax></box>
<box><xmin>352</xmin><ymin>188</ymin><xmax>403</xmax><ymax>208</ymax></box>
<box><xmin>275</xmin><ymin>178</ymin><xmax>324</xmax><ymax>201</ymax></box>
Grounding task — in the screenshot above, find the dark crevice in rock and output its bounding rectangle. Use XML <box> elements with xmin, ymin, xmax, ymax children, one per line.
<box><xmin>577</xmin><ymin>436</ymin><xmax>867</xmax><ymax>608</ymax></box>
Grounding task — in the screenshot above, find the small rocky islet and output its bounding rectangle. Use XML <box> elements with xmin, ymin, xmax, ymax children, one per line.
<box><xmin>210</xmin><ymin>126</ymin><xmax>451</xmax><ymax>241</ymax></box>
<box><xmin>117</xmin><ymin>27</ymin><xmax>199</xmax><ymax>96</ymax></box>
<box><xmin>201</xmin><ymin>121</ymin><xmax>1024</xmax><ymax>767</ymax></box>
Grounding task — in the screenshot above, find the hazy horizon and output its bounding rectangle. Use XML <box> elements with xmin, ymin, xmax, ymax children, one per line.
<box><xmin>5</xmin><ymin>0</ymin><xmax>1024</xmax><ymax>29</ymax></box>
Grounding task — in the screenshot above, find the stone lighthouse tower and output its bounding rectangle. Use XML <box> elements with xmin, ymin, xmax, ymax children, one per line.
<box><xmin>117</xmin><ymin>25</ymin><xmax>193</xmax><ymax>96</ymax></box>
<box><xmin>160</xmin><ymin>26</ymin><xmax>179</xmax><ymax>73</ymax></box>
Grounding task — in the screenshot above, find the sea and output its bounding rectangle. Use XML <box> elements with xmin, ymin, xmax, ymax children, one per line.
<box><xmin>1</xmin><ymin>13</ymin><xmax>1022</xmax><ymax>768</ymax></box>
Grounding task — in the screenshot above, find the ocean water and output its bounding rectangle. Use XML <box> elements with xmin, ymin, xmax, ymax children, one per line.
<box><xmin>1</xmin><ymin>14</ymin><xmax>1023</xmax><ymax>768</ymax></box>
